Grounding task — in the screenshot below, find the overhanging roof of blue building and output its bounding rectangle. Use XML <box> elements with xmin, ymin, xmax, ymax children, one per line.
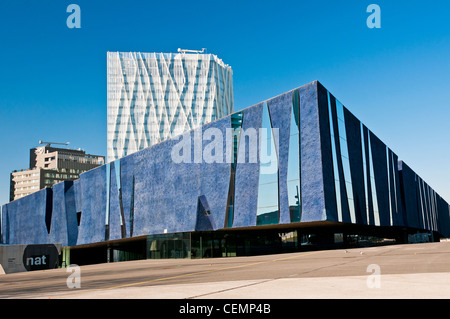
<box><xmin>1</xmin><ymin>80</ymin><xmax>449</xmax><ymax>247</ymax></box>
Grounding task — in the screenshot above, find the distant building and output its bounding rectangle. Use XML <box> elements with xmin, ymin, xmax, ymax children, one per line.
<box><xmin>107</xmin><ymin>49</ymin><xmax>234</xmax><ymax>162</ymax></box>
<box><xmin>10</xmin><ymin>145</ymin><xmax>105</xmax><ymax>201</ymax></box>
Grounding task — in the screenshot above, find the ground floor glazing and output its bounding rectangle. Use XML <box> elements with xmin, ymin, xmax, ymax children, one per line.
<box><xmin>61</xmin><ymin>223</ymin><xmax>441</xmax><ymax>266</ymax></box>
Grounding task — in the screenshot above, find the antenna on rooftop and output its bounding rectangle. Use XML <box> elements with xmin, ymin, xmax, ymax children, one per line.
<box><xmin>177</xmin><ymin>48</ymin><xmax>206</xmax><ymax>54</ymax></box>
<box><xmin>39</xmin><ymin>140</ymin><xmax>70</xmax><ymax>147</ymax></box>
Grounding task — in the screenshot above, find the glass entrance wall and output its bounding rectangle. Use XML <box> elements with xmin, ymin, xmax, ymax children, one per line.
<box><xmin>146</xmin><ymin>232</ymin><xmax>191</xmax><ymax>259</ymax></box>
<box><xmin>145</xmin><ymin>229</ymin><xmax>305</xmax><ymax>259</ymax></box>
<box><xmin>191</xmin><ymin>232</ymin><xmax>225</xmax><ymax>258</ymax></box>
<box><xmin>191</xmin><ymin>230</ymin><xmax>298</xmax><ymax>258</ymax></box>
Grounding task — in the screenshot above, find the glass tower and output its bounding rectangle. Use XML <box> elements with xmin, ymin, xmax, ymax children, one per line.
<box><xmin>107</xmin><ymin>51</ymin><xmax>234</xmax><ymax>162</ymax></box>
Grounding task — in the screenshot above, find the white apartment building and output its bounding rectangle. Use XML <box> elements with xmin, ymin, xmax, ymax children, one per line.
<box><xmin>10</xmin><ymin>145</ymin><xmax>105</xmax><ymax>201</ymax></box>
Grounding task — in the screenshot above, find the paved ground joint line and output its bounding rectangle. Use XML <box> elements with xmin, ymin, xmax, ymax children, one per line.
<box><xmin>187</xmin><ymin>278</ymin><xmax>277</xmax><ymax>299</ymax></box>
<box><xmin>48</xmin><ymin>250</ymin><xmax>323</xmax><ymax>299</ymax></box>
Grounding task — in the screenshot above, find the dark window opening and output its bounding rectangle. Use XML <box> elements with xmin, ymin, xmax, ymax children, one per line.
<box><xmin>76</xmin><ymin>211</ymin><xmax>82</xmax><ymax>226</ymax></box>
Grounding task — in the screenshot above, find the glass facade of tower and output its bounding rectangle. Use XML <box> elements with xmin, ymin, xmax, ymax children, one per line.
<box><xmin>107</xmin><ymin>51</ymin><xmax>234</xmax><ymax>162</ymax></box>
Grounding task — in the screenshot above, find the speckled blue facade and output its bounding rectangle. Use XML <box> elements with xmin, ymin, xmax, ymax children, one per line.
<box><xmin>195</xmin><ymin>195</ymin><xmax>216</xmax><ymax>231</ymax></box>
<box><xmin>232</xmin><ymin>102</ymin><xmax>263</xmax><ymax>228</ymax></box>
<box><xmin>370</xmin><ymin>132</ymin><xmax>391</xmax><ymax>227</ymax></box>
<box><xmin>76</xmin><ymin>165</ymin><xmax>107</xmax><ymax>245</ymax></box>
<box><xmin>129</xmin><ymin>115</ymin><xmax>231</xmax><ymax>237</ymax></box>
<box><xmin>2</xmin><ymin>80</ymin><xmax>450</xmax><ymax>247</ymax></box>
<box><xmin>49</xmin><ymin>182</ymin><xmax>69</xmax><ymax>246</ymax></box>
<box><xmin>108</xmin><ymin>160</ymin><xmax>123</xmax><ymax>241</ymax></box>
<box><xmin>267</xmin><ymin>91</ymin><xmax>292</xmax><ymax>224</ymax></box>
<box><xmin>118</xmin><ymin>152</ymin><xmax>135</xmax><ymax>237</ymax></box>
<box><xmin>63</xmin><ymin>181</ymin><xmax>78</xmax><ymax>246</ymax></box>
<box><xmin>398</xmin><ymin>161</ymin><xmax>450</xmax><ymax>237</ymax></box>
<box><xmin>300</xmin><ymin>82</ymin><xmax>327</xmax><ymax>222</ymax></box>
<box><xmin>1</xmin><ymin>204</ymin><xmax>9</xmax><ymax>244</ymax></box>
<box><xmin>5</xmin><ymin>188</ymin><xmax>50</xmax><ymax>245</ymax></box>
<box><xmin>343</xmin><ymin>108</ymin><xmax>366</xmax><ymax>225</ymax></box>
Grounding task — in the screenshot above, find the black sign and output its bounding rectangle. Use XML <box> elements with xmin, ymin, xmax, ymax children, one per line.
<box><xmin>22</xmin><ymin>244</ymin><xmax>59</xmax><ymax>271</ymax></box>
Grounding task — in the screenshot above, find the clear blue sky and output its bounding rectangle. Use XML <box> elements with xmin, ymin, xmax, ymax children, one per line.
<box><xmin>0</xmin><ymin>0</ymin><xmax>449</xmax><ymax>205</ymax></box>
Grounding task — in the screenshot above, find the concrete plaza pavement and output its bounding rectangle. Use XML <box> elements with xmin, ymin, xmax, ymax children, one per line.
<box><xmin>1</xmin><ymin>241</ymin><xmax>450</xmax><ymax>299</ymax></box>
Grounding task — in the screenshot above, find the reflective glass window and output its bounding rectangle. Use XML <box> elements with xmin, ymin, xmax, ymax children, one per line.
<box><xmin>327</xmin><ymin>92</ymin><xmax>357</xmax><ymax>223</ymax></box>
<box><xmin>386</xmin><ymin>148</ymin><xmax>393</xmax><ymax>225</ymax></box>
<box><xmin>390</xmin><ymin>151</ymin><xmax>398</xmax><ymax>220</ymax></box>
<box><xmin>327</xmin><ymin>92</ymin><xmax>342</xmax><ymax>221</ymax></box>
<box><xmin>335</xmin><ymin>99</ymin><xmax>355</xmax><ymax>223</ymax></box>
<box><xmin>361</xmin><ymin>124</ymin><xmax>370</xmax><ymax>223</ymax></box>
<box><xmin>367</xmin><ymin>132</ymin><xmax>380</xmax><ymax>225</ymax></box>
<box><xmin>105</xmin><ymin>162</ymin><xmax>111</xmax><ymax>239</ymax></box>
<box><xmin>256</xmin><ymin>102</ymin><xmax>279</xmax><ymax>225</ymax></box>
<box><xmin>287</xmin><ymin>90</ymin><xmax>301</xmax><ymax>223</ymax></box>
